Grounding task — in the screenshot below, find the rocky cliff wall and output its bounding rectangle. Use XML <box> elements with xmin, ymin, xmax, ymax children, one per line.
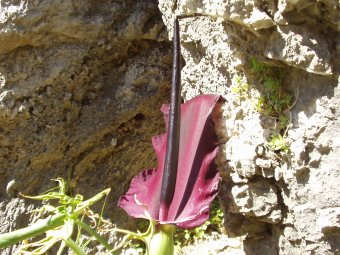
<box><xmin>0</xmin><ymin>2</ymin><xmax>172</xmax><ymax>254</ymax></box>
<box><xmin>159</xmin><ymin>1</ymin><xmax>339</xmax><ymax>254</ymax></box>
<box><xmin>0</xmin><ymin>0</ymin><xmax>339</xmax><ymax>254</ymax></box>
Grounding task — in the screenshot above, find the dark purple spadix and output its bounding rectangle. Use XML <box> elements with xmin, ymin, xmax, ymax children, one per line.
<box><xmin>159</xmin><ymin>17</ymin><xmax>181</xmax><ymax>221</ymax></box>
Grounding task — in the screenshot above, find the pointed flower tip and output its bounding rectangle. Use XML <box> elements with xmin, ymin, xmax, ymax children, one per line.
<box><xmin>118</xmin><ymin>94</ymin><xmax>222</xmax><ymax>228</ymax></box>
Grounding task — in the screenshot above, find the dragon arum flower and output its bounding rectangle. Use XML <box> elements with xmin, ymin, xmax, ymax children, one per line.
<box><xmin>118</xmin><ymin>17</ymin><xmax>222</xmax><ymax>255</ymax></box>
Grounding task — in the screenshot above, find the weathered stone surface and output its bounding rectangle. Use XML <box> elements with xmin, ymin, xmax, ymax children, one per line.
<box><xmin>0</xmin><ymin>2</ymin><xmax>171</xmax><ymax>254</ymax></box>
<box><xmin>159</xmin><ymin>0</ymin><xmax>339</xmax><ymax>254</ymax></box>
<box><xmin>180</xmin><ymin>234</ymin><xmax>246</xmax><ymax>255</ymax></box>
<box><xmin>0</xmin><ymin>0</ymin><xmax>339</xmax><ymax>254</ymax></box>
<box><xmin>255</xmin><ymin>158</ymin><xmax>272</xmax><ymax>169</ymax></box>
<box><xmin>317</xmin><ymin>208</ymin><xmax>340</xmax><ymax>232</ymax></box>
<box><xmin>0</xmin><ymin>198</ymin><xmax>34</xmax><ymax>254</ymax></box>
<box><xmin>231</xmin><ymin>181</ymin><xmax>281</xmax><ymax>222</ymax></box>
<box><xmin>264</xmin><ymin>25</ymin><xmax>332</xmax><ymax>75</ymax></box>
<box><xmin>172</xmin><ymin>0</ymin><xmax>275</xmax><ymax>32</ymax></box>
<box><xmin>275</xmin><ymin>0</ymin><xmax>340</xmax><ymax>31</ymax></box>
<box><xmin>227</xmin><ymin>138</ymin><xmax>257</xmax><ymax>178</ymax></box>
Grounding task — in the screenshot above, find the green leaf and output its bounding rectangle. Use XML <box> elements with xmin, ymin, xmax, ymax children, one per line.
<box><xmin>268</xmin><ymin>133</ymin><xmax>289</xmax><ymax>152</ymax></box>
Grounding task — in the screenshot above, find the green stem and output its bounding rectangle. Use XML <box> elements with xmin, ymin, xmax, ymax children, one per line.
<box><xmin>148</xmin><ymin>224</ymin><xmax>174</xmax><ymax>255</ymax></box>
<box><xmin>63</xmin><ymin>238</ymin><xmax>87</xmax><ymax>255</ymax></box>
<box><xmin>75</xmin><ymin>188</ymin><xmax>111</xmax><ymax>213</ymax></box>
<box><xmin>0</xmin><ymin>213</ymin><xmax>65</xmax><ymax>248</ymax></box>
<box><xmin>77</xmin><ymin>220</ymin><xmax>118</xmax><ymax>255</ymax></box>
<box><xmin>114</xmin><ymin>228</ymin><xmax>142</xmax><ymax>237</ymax></box>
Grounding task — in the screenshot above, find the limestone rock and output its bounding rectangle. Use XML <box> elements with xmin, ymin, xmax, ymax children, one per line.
<box><xmin>231</xmin><ymin>181</ymin><xmax>281</xmax><ymax>222</ymax></box>
<box><xmin>180</xmin><ymin>235</ymin><xmax>246</xmax><ymax>255</ymax></box>
<box><xmin>0</xmin><ymin>198</ymin><xmax>34</xmax><ymax>233</ymax></box>
<box><xmin>255</xmin><ymin>158</ymin><xmax>272</xmax><ymax>169</ymax></box>
<box><xmin>0</xmin><ymin>3</ymin><xmax>171</xmax><ymax>254</ymax></box>
<box><xmin>169</xmin><ymin>0</ymin><xmax>274</xmax><ymax>32</ymax></box>
<box><xmin>244</xmin><ymin>8</ymin><xmax>275</xmax><ymax>30</ymax></box>
<box><xmin>159</xmin><ymin>1</ymin><xmax>339</xmax><ymax>254</ymax></box>
<box><xmin>0</xmin><ymin>45</ymin><xmax>88</xmax><ymax>101</ymax></box>
<box><xmin>277</xmin><ymin>0</ymin><xmax>309</xmax><ymax>13</ymax></box>
<box><xmin>317</xmin><ymin>208</ymin><xmax>340</xmax><ymax>232</ymax></box>
<box><xmin>264</xmin><ymin>25</ymin><xmax>332</xmax><ymax>75</ymax></box>
<box><xmin>275</xmin><ymin>0</ymin><xmax>340</xmax><ymax>31</ymax></box>
<box><xmin>227</xmin><ymin>138</ymin><xmax>257</xmax><ymax>178</ymax></box>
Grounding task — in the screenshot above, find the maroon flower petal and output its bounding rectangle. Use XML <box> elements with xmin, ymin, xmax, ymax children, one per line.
<box><xmin>118</xmin><ymin>94</ymin><xmax>221</xmax><ymax>228</ymax></box>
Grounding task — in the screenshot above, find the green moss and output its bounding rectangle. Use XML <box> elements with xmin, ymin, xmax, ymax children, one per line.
<box><xmin>250</xmin><ymin>58</ymin><xmax>294</xmax><ymax>153</ymax></box>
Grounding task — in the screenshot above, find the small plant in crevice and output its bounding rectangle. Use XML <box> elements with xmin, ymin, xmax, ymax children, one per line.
<box><xmin>268</xmin><ymin>133</ymin><xmax>289</xmax><ymax>153</ymax></box>
<box><xmin>250</xmin><ymin>58</ymin><xmax>295</xmax><ymax>153</ymax></box>
<box><xmin>250</xmin><ymin>58</ymin><xmax>268</xmax><ymax>74</ymax></box>
<box><xmin>231</xmin><ymin>58</ymin><xmax>295</xmax><ymax>153</ymax></box>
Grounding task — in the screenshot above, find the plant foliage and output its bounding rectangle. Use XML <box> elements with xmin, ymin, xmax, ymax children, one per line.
<box><xmin>250</xmin><ymin>58</ymin><xmax>294</xmax><ymax>153</ymax></box>
<box><xmin>0</xmin><ymin>178</ymin><xmax>115</xmax><ymax>255</ymax></box>
<box><xmin>232</xmin><ymin>58</ymin><xmax>294</xmax><ymax>153</ymax></box>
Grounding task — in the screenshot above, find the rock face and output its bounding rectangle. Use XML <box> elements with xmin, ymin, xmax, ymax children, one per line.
<box><xmin>158</xmin><ymin>0</ymin><xmax>339</xmax><ymax>254</ymax></box>
<box><xmin>0</xmin><ymin>0</ymin><xmax>339</xmax><ymax>255</ymax></box>
<box><xmin>264</xmin><ymin>25</ymin><xmax>332</xmax><ymax>75</ymax></box>
<box><xmin>0</xmin><ymin>1</ymin><xmax>172</xmax><ymax>254</ymax></box>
